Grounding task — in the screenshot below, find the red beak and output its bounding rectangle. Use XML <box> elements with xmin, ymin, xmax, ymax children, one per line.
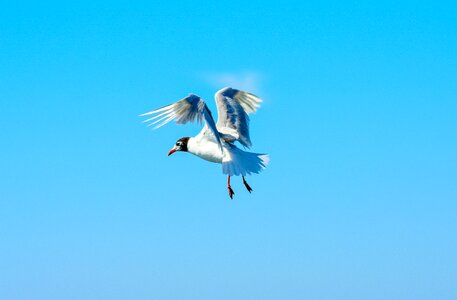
<box><xmin>168</xmin><ymin>148</ymin><xmax>177</xmax><ymax>156</ymax></box>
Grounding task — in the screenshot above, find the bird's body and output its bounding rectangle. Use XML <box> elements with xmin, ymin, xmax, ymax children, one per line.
<box><xmin>187</xmin><ymin>133</ymin><xmax>223</xmax><ymax>163</ymax></box>
<box><xmin>141</xmin><ymin>87</ymin><xmax>269</xmax><ymax>199</ymax></box>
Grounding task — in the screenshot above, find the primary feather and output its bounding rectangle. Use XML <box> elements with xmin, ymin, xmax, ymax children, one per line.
<box><xmin>140</xmin><ymin>94</ymin><xmax>222</xmax><ymax>150</ymax></box>
<box><xmin>215</xmin><ymin>87</ymin><xmax>262</xmax><ymax>148</ymax></box>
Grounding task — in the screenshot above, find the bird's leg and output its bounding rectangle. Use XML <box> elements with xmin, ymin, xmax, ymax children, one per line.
<box><xmin>227</xmin><ymin>176</ymin><xmax>234</xmax><ymax>199</ymax></box>
<box><xmin>242</xmin><ymin>176</ymin><xmax>253</xmax><ymax>193</ymax></box>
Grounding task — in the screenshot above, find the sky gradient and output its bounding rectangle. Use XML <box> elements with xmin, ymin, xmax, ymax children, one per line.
<box><xmin>1</xmin><ymin>1</ymin><xmax>456</xmax><ymax>299</ymax></box>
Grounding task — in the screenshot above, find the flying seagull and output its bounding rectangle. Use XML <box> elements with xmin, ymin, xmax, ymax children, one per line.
<box><xmin>140</xmin><ymin>87</ymin><xmax>269</xmax><ymax>199</ymax></box>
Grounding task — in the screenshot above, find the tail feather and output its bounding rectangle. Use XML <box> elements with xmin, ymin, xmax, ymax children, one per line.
<box><xmin>222</xmin><ymin>145</ymin><xmax>269</xmax><ymax>176</ymax></box>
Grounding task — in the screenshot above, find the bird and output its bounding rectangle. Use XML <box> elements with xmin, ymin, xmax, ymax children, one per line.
<box><xmin>140</xmin><ymin>87</ymin><xmax>269</xmax><ymax>199</ymax></box>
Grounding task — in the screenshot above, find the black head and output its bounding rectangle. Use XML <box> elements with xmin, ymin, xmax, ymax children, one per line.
<box><xmin>168</xmin><ymin>137</ymin><xmax>190</xmax><ymax>156</ymax></box>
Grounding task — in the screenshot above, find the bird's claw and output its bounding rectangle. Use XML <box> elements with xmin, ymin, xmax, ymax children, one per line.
<box><xmin>228</xmin><ymin>186</ymin><xmax>235</xmax><ymax>199</ymax></box>
<box><xmin>243</xmin><ymin>177</ymin><xmax>253</xmax><ymax>193</ymax></box>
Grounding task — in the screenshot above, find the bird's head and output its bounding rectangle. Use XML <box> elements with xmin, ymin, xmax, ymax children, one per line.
<box><xmin>168</xmin><ymin>137</ymin><xmax>190</xmax><ymax>156</ymax></box>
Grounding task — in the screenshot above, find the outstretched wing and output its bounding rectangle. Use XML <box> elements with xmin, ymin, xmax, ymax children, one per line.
<box><xmin>215</xmin><ymin>87</ymin><xmax>262</xmax><ymax>148</ymax></box>
<box><xmin>140</xmin><ymin>94</ymin><xmax>222</xmax><ymax>149</ymax></box>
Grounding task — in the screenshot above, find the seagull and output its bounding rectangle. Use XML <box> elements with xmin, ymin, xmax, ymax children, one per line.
<box><xmin>140</xmin><ymin>87</ymin><xmax>269</xmax><ymax>199</ymax></box>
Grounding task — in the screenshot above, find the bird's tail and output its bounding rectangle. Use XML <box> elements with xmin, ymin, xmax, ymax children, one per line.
<box><xmin>222</xmin><ymin>145</ymin><xmax>270</xmax><ymax>176</ymax></box>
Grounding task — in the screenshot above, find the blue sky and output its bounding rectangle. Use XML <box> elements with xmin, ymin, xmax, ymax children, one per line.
<box><xmin>1</xmin><ymin>1</ymin><xmax>456</xmax><ymax>299</ymax></box>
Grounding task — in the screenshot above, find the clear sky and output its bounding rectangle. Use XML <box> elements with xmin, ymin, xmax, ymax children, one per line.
<box><xmin>1</xmin><ymin>1</ymin><xmax>456</xmax><ymax>299</ymax></box>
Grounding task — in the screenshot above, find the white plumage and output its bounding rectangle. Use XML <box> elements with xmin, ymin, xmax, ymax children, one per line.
<box><xmin>140</xmin><ymin>87</ymin><xmax>269</xmax><ymax>198</ymax></box>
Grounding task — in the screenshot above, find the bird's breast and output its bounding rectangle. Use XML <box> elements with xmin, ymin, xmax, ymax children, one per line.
<box><xmin>187</xmin><ymin>138</ymin><xmax>224</xmax><ymax>163</ymax></box>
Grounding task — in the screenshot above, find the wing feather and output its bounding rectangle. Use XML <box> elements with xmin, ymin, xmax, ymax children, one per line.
<box><xmin>140</xmin><ymin>94</ymin><xmax>222</xmax><ymax>150</ymax></box>
<box><xmin>215</xmin><ymin>87</ymin><xmax>262</xmax><ymax>148</ymax></box>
